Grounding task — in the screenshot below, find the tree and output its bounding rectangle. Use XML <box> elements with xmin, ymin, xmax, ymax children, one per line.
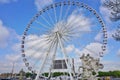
<box><xmin>98</xmin><ymin>71</ymin><xmax>120</xmax><ymax>78</ymax></box>
<box><xmin>103</xmin><ymin>0</ymin><xmax>120</xmax><ymax>21</ymax></box>
<box><xmin>112</xmin><ymin>25</ymin><xmax>120</xmax><ymax>41</ymax></box>
<box><xmin>103</xmin><ymin>0</ymin><xmax>120</xmax><ymax>41</ymax></box>
<box><xmin>26</xmin><ymin>72</ymin><xmax>32</xmax><ymax>78</ymax></box>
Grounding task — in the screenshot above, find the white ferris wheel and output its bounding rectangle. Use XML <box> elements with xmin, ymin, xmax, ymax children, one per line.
<box><xmin>21</xmin><ymin>1</ymin><xmax>107</xmax><ymax>80</ymax></box>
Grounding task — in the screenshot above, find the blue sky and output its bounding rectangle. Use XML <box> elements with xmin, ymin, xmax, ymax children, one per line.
<box><xmin>0</xmin><ymin>0</ymin><xmax>120</xmax><ymax>73</ymax></box>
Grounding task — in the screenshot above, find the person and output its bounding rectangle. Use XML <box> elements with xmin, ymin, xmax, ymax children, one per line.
<box><xmin>59</xmin><ymin>76</ymin><xmax>62</xmax><ymax>80</ymax></box>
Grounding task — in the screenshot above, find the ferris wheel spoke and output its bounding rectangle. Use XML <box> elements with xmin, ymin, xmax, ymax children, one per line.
<box><xmin>25</xmin><ymin>36</ymin><xmax>49</xmax><ymax>45</ymax></box>
<box><xmin>53</xmin><ymin>4</ymin><xmax>57</xmax><ymax>23</ymax></box>
<box><xmin>61</xmin><ymin>36</ymin><xmax>71</xmax><ymax>43</ymax></box>
<box><xmin>30</xmin><ymin>26</ymin><xmax>43</xmax><ymax>31</ymax></box>
<box><xmin>63</xmin><ymin>22</ymin><xmax>99</xmax><ymax>34</ymax></box>
<box><xmin>33</xmin><ymin>40</ymin><xmax>58</xmax><ymax>68</ymax></box>
<box><xmin>57</xmin><ymin>3</ymin><xmax>64</xmax><ymax>31</ymax></box>
<box><xmin>26</xmin><ymin>42</ymin><xmax>49</xmax><ymax>59</ymax></box>
<box><xmin>58</xmin><ymin>3</ymin><xmax>73</xmax><ymax>32</ymax></box>
<box><xmin>64</xmin><ymin>23</ymin><xmax>90</xmax><ymax>33</ymax></box>
<box><xmin>35</xmin><ymin>20</ymin><xmax>51</xmax><ymax>30</ymax></box>
<box><xmin>32</xmin><ymin>53</ymin><xmax>48</xmax><ymax>70</ymax></box>
<box><xmin>46</xmin><ymin>11</ymin><xmax>54</xmax><ymax>27</ymax></box>
<box><xmin>63</xmin><ymin>32</ymin><xmax>87</xmax><ymax>38</ymax></box>
<box><xmin>59</xmin><ymin>2</ymin><xmax>63</xmax><ymax>22</ymax></box>
<box><xmin>30</xmin><ymin>26</ymin><xmax>50</xmax><ymax>34</ymax></box>
<box><xmin>63</xmin><ymin>6</ymin><xmax>91</xmax><ymax>31</ymax></box>
<box><xmin>31</xmin><ymin>56</ymin><xmax>43</xmax><ymax>68</ymax></box>
<box><xmin>25</xmin><ymin>40</ymin><xmax>45</xmax><ymax>49</ymax></box>
<box><xmin>49</xmin><ymin>38</ymin><xmax>58</xmax><ymax>52</ymax></box>
<box><xmin>65</xmin><ymin>18</ymin><xmax>87</xmax><ymax>31</ymax></box>
<box><xmin>63</xmin><ymin>29</ymin><xmax>103</xmax><ymax>46</ymax></box>
<box><xmin>61</xmin><ymin>18</ymin><xmax>81</xmax><ymax>33</ymax></box>
<box><xmin>25</xmin><ymin>37</ymin><xmax>49</xmax><ymax>49</ymax></box>
<box><xmin>26</xmin><ymin>36</ymin><xmax>57</xmax><ymax>64</ymax></box>
<box><xmin>64</xmin><ymin>30</ymin><xmax>100</xmax><ymax>37</ymax></box>
<box><xmin>63</xmin><ymin>34</ymin><xmax>91</xmax><ymax>44</ymax></box>
<box><xmin>64</xmin><ymin>2</ymin><xmax>71</xmax><ymax>20</ymax></box>
<box><xmin>40</xmin><ymin>15</ymin><xmax>53</xmax><ymax>27</ymax></box>
<box><xmin>62</xmin><ymin>19</ymin><xmax>84</xmax><ymax>34</ymax></box>
<box><xmin>26</xmin><ymin>48</ymin><xmax>48</xmax><ymax>61</ymax></box>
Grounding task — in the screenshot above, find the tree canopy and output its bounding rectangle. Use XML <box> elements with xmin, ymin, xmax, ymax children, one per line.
<box><xmin>103</xmin><ymin>0</ymin><xmax>120</xmax><ymax>21</ymax></box>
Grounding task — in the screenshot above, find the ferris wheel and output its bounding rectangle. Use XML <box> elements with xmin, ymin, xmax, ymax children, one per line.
<box><xmin>21</xmin><ymin>1</ymin><xmax>107</xmax><ymax>80</ymax></box>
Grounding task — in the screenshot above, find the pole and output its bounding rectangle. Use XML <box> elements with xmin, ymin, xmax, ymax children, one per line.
<box><xmin>11</xmin><ymin>62</ymin><xmax>15</xmax><ymax>79</ymax></box>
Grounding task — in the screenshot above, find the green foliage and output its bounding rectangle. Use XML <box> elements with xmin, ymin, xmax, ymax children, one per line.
<box><xmin>25</xmin><ymin>72</ymin><xmax>32</xmax><ymax>78</ymax></box>
<box><xmin>24</xmin><ymin>70</ymin><xmax>120</xmax><ymax>78</ymax></box>
<box><xmin>52</xmin><ymin>72</ymin><xmax>64</xmax><ymax>77</ymax></box>
<box><xmin>98</xmin><ymin>78</ymin><xmax>101</xmax><ymax>80</ymax></box>
<box><xmin>42</xmin><ymin>72</ymin><xmax>69</xmax><ymax>77</ymax></box>
<box><xmin>42</xmin><ymin>73</ymin><xmax>49</xmax><ymax>77</ymax></box>
<box><xmin>98</xmin><ymin>70</ymin><xmax>120</xmax><ymax>78</ymax></box>
<box><xmin>92</xmin><ymin>71</ymin><xmax>96</xmax><ymax>75</ymax></box>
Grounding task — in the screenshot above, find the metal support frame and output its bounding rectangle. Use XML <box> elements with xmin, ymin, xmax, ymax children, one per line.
<box><xmin>57</xmin><ymin>32</ymin><xmax>74</xmax><ymax>80</ymax></box>
<box><xmin>35</xmin><ymin>36</ymin><xmax>56</xmax><ymax>80</ymax></box>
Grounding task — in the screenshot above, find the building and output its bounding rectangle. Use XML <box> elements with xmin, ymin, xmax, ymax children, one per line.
<box><xmin>52</xmin><ymin>58</ymin><xmax>75</xmax><ymax>73</ymax></box>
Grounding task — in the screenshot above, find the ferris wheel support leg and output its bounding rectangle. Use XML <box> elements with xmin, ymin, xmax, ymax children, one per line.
<box><xmin>57</xmin><ymin>32</ymin><xmax>74</xmax><ymax>80</ymax></box>
<box><xmin>35</xmin><ymin>47</ymin><xmax>52</xmax><ymax>80</ymax></box>
<box><xmin>48</xmin><ymin>40</ymin><xmax>58</xmax><ymax>78</ymax></box>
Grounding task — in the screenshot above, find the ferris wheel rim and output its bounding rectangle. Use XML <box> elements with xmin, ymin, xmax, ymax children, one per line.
<box><xmin>21</xmin><ymin>1</ymin><xmax>107</xmax><ymax>79</ymax></box>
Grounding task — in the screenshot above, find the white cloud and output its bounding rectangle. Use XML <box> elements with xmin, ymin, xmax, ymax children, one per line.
<box><xmin>24</xmin><ymin>34</ymin><xmax>53</xmax><ymax>60</ymax></box>
<box><xmin>12</xmin><ymin>43</ymin><xmax>20</xmax><ymax>52</ymax></box>
<box><xmin>0</xmin><ymin>20</ymin><xmax>9</xmax><ymax>48</ymax></box>
<box><xmin>25</xmin><ymin>34</ymin><xmax>50</xmax><ymax>50</ymax></box>
<box><xmin>21</xmin><ymin>28</ymin><xmax>104</xmax><ymax>71</ymax></box>
<box><xmin>4</xmin><ymin>45</ymin><xmax>21</xmax><ymax>66</ymax></box>
<box><xmin>61</xmin><ymin>42</ymin><xmax>104</xmax><ymax>59</ymax></box>
<box><xmin>95</xmin><ymin>32</ymin><xmax>103</xmax><ymax>41</ymax></box>
<box><xmin>35</xmin><ymin>0</ymin><xmax>53</xmax><ymax>11</ymax></box>
<box><xmin>5</xmin><ymin>54</ymin><xmax>21</xmax><ymax>62</ymax></box>
<box><xmin>1</xmin><ymin>43</ymin><xmax>25</xmax><ymax>73</ymax></box>
<box><xmin>0</xmin><ymin>60</ymin><xmax>26</xmax><ymax>73</ymax></box>
<box><xmin>65</xmin><ymin>45</ymin><xmax>75</xmax><ymax>53</ymax></box>
<box><xmin>0</xmin><ymin>19</ymin><xmax>22</xmax><ymax>73</ymax></box>
<box><xmin>107</xmin><ymin>30</ymin><xmax>116</xmax><ymax>39</ymax></box>
<box><xmin>0</xmin><ymin>19</ymin><xmax>20</xmax><ymax>48</ymax></box>
<box><xmin>78</xmin><ymin>42</ymin><xmax>104</xmax><ymax>58</ymax></box>
<box><xmin>66</xmin><ymin>10</ymin><xmax>92</xmax><ymax>32</ymax></box>
<box><xmin>0</xmin><ymin>0</ymin><xmax>17</xmax><ymax>4</ymax></box>
<box><xmin>17</xmin><ymin>10</ymin><xmax>95</xmax><ymax>71</ymax></box>
<box><xmin>11</xmin><ymin>32</ymin><xmax>110</xmax><ymax>73</ymax></box>
<box><xmin>51</xmin><ymin>10</ymin><xmax>93</xmax><ymax>41</ymax></box>
<box><xmin>2</xmin><ymin>45</ymin><xmax>26</xmax><ymax>73</ymax></box>
<box><xmin>95</xmin><ymin>28</ymin><xmax>116</xmax><ymax>41</ymax></box>
<box><xmin>3</xmin><ymin>8</ymin><xmax>107</xmax><ymax>73</ymax></box>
